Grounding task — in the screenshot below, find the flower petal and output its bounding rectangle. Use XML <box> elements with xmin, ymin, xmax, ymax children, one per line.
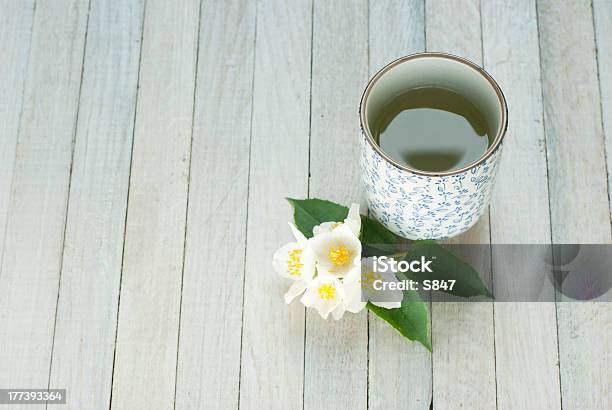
<box><xmin>284</xmin><ymin>280</ymin><xmax>309</xmax><ymax>304</ymax></box>
<box><xmin>289</xmin><ymin>222</ymin><xmax>308</xmax><ymax>243</ymax></box>
<box><xmin>331</xmin><ymin>303</ymin><xmax>346</xmax><ymax>320</ymax></box>
<box><xmin>343</xmin><ymin>264</ymin><xmax>362</xmax><ymax>284</ymax></box>
<box><xmin>345</xmin><ymin>203</ymin><xmax>361</xmax><ymax>236</ymax></box>
<box><xmin>313</xmin><ymin>221</ymin><xmax>338</xmax><ymax>236</ymax></box>
<box><xmin>342</xmin><ymin>278</ymin><xmax>367</xmax><ymax>313</ymax></box>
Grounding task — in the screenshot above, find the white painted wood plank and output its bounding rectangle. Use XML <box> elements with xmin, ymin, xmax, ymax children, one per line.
<box><xmin>426</xmin><ymin>1</ymin><xmax>497</xmax><ymax>408</ymax></box>
<box><xmin>482</xmin><ymin>1</ymin><xmax>562</xmax><ymax>409</ymax></box>
<box><xmin>305</xmin><ymin>1</ymin><xmax>368</xmax><ymax>409</ymax></box>
<box><xmin>367</xmin><ymin>2</ymin><xmax>432</xmax><ymax>409</ymax></box>
<box><xmin>110</xmin><ymin>0</ymin><xmax>199</xmax><ymax>407</ymax></box>
<box><xmin>537</xmin><ymin>0</ymin><xmax>612</xmax><ymax>408</ymax></box>
<box><xmin>594</xmin><ymin>0</ymin><xmax>612</xmax><ymax>221</ymax></box>
<box><xmin>369</xmin><ymin>0</ymin><xmax>424</xmax><ymax>76</ymax></box>
<box><xmin>174</xmin><ymin>0</ymin><xmax>256</xmax><ymax>408</ymax></box>
<box><xmin>47</xmin><ymin>1</ymin><xmax>144</xmax><ymax>408</ymax></box>
<box><xmin>0</xmin><ymin>0</ymin><xmax>35</xmax><ymax>269</ymax></box>
<box><xmin>538</xmin><ymin>2</ymin><xmax>610</xmax><ymax>244</ymax></box>
<box><xmin>238</xmin><ymin>0</ymin><xmax>311</xmax><ymax>408</ymax></box>
<box><xmin>0</xmin><ymin>0</ymin><xmax>89</xmax><ymax>394</ymax></box>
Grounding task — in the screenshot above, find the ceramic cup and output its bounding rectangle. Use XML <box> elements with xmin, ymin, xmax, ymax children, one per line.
<box><xmin>359</xmin><ymin>53</ymin><xmax>508</xmax><ymax>240</ymax></box>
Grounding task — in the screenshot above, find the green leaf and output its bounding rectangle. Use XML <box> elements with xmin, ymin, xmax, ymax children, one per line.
<box><xmin>402</xmin><ymin>240</ymin><xmax>492</xmax><ymax>298</ymax></box>
<box><xmin>367</xmin><ymin>285</ymin><xmax>431</xmax><ymax>351</ymax></box>
<box><xmin>286</xmin><ymin>198</ymin><xmax>398</xmax><ymax>253</ymax></box>
<box><xmin>286</xmin><ymin>198</ymin><xmax>348</xmax><ymax>238</ymax></box>
<box><xmin>360</xmin><ymin>216</ymin><xmax>397</xmax><ymax>245</ymax></box>
<box><xmin>360</xmin><ymin>216</ymin><xmax>398</xmax><ymax>257</ymax></box>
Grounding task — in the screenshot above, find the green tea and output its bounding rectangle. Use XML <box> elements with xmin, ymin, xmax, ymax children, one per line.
<box><xmin>374</xmin><ymin>87</ymin><xmax>491</xmax><ymax>172</ymax></box>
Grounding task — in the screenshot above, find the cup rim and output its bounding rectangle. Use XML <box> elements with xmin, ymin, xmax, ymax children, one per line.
<box><xmin>359</xmin><ymin>52</ymin><xmax>508</xmax><ymax>177</ymax></box>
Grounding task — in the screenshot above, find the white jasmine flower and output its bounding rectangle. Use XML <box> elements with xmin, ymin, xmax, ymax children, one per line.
<box><xmin>300</xmin><ymin>272</ymin><xmax>346</xmax><ymax>319</ymax></box>
<box><xmin>272</xmin><ymin>223</ymin><xmax>315</xmax><ymax>303</ymax></box>
<box><xmin>309</xmin><ymin>224</ymin><xmax>361</xmax><ymax>278</ymax></box>
<box><xmin>360</xmin><ymin>257</ymin><xmax>403</xmax><ymax>309</ymax></box>
<box><xmin>312</xmin><ymin>203</ymin><xmax>361</xmax><ymax>237</ymax></box>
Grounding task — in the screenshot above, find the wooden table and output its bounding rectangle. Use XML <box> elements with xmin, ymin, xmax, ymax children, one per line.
<box><xmin>1</xmin><ymin>0</ymin><xmax>610</xmax><ymax>408</ymax></box>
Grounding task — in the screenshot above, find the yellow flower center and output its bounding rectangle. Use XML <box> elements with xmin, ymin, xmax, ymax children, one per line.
<box><xmin>328</xmin><ymin>245</ymin><xmax>351</xmax><ymax>266</ymax></box>
<box><xmin>361</xmin><ymin>270</ymin><xmax>381</xmax><ymax>289</ymax></box>
<box><xmin>318</xmin><ymin>284</ymin><xmax>336</xmax><ymax>300</ymax></box>
<box><xmin>287</xmin><ymin>248</ymin><xmax>304</xmax><ymax>276</ymax></box>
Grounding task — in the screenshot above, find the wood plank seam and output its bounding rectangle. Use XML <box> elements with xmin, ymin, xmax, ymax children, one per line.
<box><xmin>480</xmin><ymin>0</ymin><xmax>498</xmax><ymax>404</ymax></box>
<box><xmin>591</xmin><ymin>0</ymin><xmax>612</xmax><ymax>229</ymax></box>
<box><xmin>480</xmin><ymin>0</ymin><xmax>498</xmax><ymax>407</ymax></box>
<box><xmin>172</xmin><ymin>0</ymin><xmax>204</xmax><ymax>406</ymax></box>
<box><xmin>46</xmin><ymin>0</ymin><xmax>93</xmax><ymax>395</ymax></box>
<box><xmin>236</xmin><ymin>3</ymin><xmax>259</xmax><ymax>409</ymax></box>
<box><xmin>366</xmin><ymin>3</ymin><xmax>371</xmax><ymax>408</ymax></box>
<box><xmin>303</xmin><ymin>0</ymin><xmax>315</xmax><ymax>408</ymax></box>
<box><xmin>533</xmin><ymin>1</ymin><xmax>564</xmax><ymax>406</ymax></box>
<box><xmin>107</xmin><ymin>0</ymin><xmax>148</xmax><ymax>407</ymax></box>
<box><xmin>425</xmin><ymin>5</ymin><xmax>434</xmax><ymax>407</ymax></box>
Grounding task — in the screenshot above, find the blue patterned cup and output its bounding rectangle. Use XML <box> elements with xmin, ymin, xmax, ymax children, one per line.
<box><xmin>359</xmin><ymin>53</ymin><xmax>508</xmax><ymax>240</ymax></box>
